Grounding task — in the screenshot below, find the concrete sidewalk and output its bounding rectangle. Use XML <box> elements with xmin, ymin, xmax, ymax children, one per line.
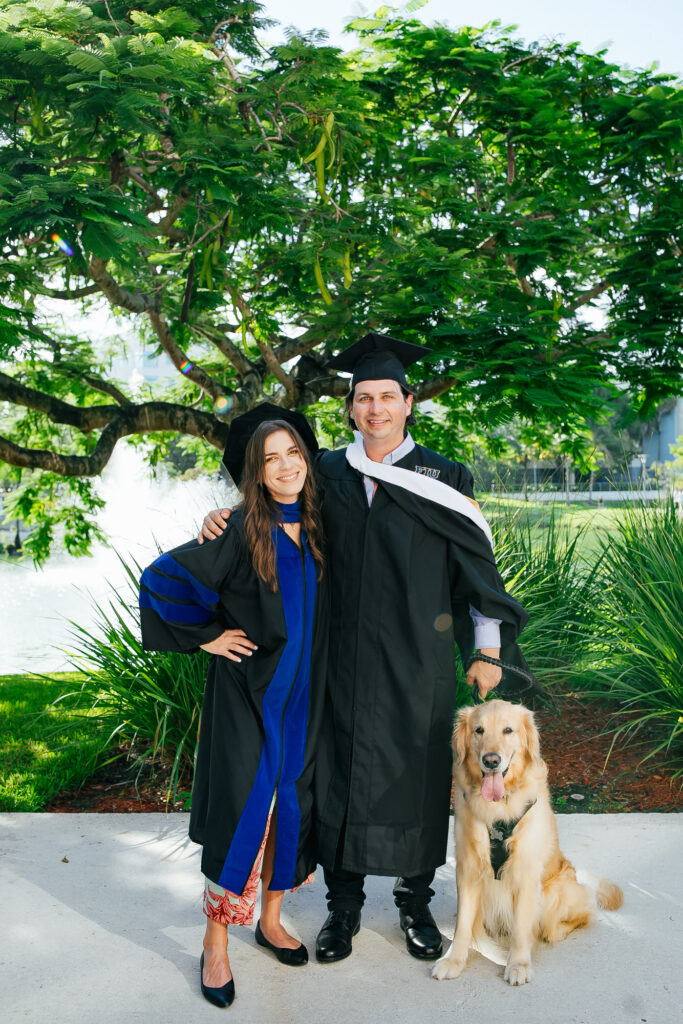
<box><xmin>1</xmin><ymin>813</ymin><xmax>680</xmax><ymax>1024</ymax></box>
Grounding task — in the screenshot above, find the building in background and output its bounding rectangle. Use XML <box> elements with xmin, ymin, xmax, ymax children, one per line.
<box><xmin>643</xmin><ymin>398</ymin><xmax>683</xmax><ymax>467</ymax></box>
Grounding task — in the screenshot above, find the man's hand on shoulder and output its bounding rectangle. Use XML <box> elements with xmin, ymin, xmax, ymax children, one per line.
<box><xmin>197</xmin><ymin>508</ymin><xmax>232</xmax><ymax>545</ymax></box>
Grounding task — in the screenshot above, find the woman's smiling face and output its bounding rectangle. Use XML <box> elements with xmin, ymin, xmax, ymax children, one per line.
<box><xmin>261</xmin><ymin>428</ymin><xmax>307</xmax><ymax>503</ymax></box>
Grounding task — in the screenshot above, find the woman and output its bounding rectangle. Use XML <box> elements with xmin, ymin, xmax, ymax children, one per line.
<box><xmin>139</xmin><ymin>410</ymin><xmax>327</xmax><ymax>1008</ymax></box>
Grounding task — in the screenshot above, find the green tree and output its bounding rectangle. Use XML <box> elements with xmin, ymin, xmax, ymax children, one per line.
<box><xmin>1</xmin><ymin>2</ymin><xmax>682</xmax><ymax>556</ymax></box>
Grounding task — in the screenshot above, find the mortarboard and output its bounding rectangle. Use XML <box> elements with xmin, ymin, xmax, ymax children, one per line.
<box><xmin>326</xmin><ymin>333</ymin><xmax>432</xmax><ymax>392</ymax></box>
<box><xmin>220</xmin><ymin>402</ymin><xmax>318</xmax><ymax>488</ymax></box>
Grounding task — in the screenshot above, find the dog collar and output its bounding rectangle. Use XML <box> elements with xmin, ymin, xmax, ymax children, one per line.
<box><xmin>488</xmin><ymin>799</ymin><xmax>537</xmax><ymax>878</ymax></box>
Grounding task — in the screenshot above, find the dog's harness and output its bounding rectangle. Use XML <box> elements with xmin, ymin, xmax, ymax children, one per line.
<box><xmin>488</xmin><ymin>799</ymin><xmax>537</xmax><ymax>878</ymax></box>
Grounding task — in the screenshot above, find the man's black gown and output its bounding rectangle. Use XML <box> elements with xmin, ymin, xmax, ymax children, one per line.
<box><xmin>139</xmin><ymin>512</ymin><xmax>328</xmax><ymax>893</ymax></box>
<box><xmin>313</xmin><ymin>443</ymin><xmax>534</xmax><ymax>879</ymax></box>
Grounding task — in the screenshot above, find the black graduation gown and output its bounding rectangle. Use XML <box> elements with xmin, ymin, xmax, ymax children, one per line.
<box><xmin>139</xmin><ymin>512</ymin><xmax>328</xmax><ymax>892</ymax></box>
<box><xmin>313</xmin><ymin>443</ymin><xmax>535</xmax><ymax>878</ymax></box>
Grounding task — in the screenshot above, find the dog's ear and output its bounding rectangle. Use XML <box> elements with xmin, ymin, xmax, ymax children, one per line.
<box><xmin>454</xmin><ymin>706</ymin><xmax>473</xmax><ymax>764</ymax></box>
<box><xmin>520</xmin><ymin>707</ymin><xmax>541</xmax><ymax>763</ymax></box>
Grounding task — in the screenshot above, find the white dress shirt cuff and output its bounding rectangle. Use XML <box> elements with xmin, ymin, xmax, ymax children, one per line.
<box><xmin>469</xmin><ymin>604</ymin><xmax>502</xmax><ymax>650</ymax></box>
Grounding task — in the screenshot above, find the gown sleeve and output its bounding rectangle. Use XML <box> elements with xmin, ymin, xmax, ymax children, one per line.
<box><xmin>449</xmin><ymin>460</ymin><xmax>475</xmax><ymax>499</ymax></box>
<box><xmin>138</xmin><ymin>522</ymin><xmax>244</xmax><ymax>653</ymax></box>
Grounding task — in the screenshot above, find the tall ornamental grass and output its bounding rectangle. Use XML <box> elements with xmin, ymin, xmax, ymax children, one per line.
<box><xmin>581</xmin><ymin>502</ymin><xmax>683</xmax><ymax>768</ymax></box>
<box><xmin>60</xmin><ymin>502</ymin><xmax>682</xmax><ymax>788</ymax></box>
<box><xmin>491</xmin><ymin>507</ymin><xmax>603</xmax><ymax>687</ymax></box>
<box><xmin>63</xmin><ymin>555</ymin><xmax>208</xmax><ymax>796</ymax></box>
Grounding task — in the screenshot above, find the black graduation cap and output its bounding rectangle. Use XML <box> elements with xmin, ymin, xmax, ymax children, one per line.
<box><xmin>326</xmin><ymin>333</ymin><xmax>432</xmax><ymax>391</ymax></box>
<box><xmin>220</xmin><ymin>402</ymin><xmax>318</xmax><ymax>488</ymax></box>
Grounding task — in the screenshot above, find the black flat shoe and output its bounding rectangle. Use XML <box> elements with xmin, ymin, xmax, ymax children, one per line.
<box><xmin>200</xmin><ymin>951</ymin><xmax>235</xmax><ymax>1008</ymax></box>
<box><xmin>398</xmin><ymin>904</ymin><xmax>443</xmax><ymax>960</ymax></box>
<box><xmin>315</xmin><ymin>909</ymin><xmax>361</xmax><ymax>963</ymax></box>
<box><xmin>255</xmin><ymin>920</ymin><xmax>308</xmax><ymax>966</ymax></box>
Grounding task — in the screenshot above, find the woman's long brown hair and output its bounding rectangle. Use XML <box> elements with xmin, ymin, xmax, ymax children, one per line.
<box><xmin>240</xmin><ymin>420</ymin><xmax>325</xmax><ymax>591</ymax></box>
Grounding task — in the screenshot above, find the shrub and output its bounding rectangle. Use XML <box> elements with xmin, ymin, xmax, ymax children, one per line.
<box><xmin>64</xmin><ymin>503</ymin><xmax>683</xmax><ymax>789</ymax></box>
<box><xmin>580</xmin><ymin>501</ymin><xmax>683</xmax><ymax>770</ymax></box>
<box><xmin>64</xmin><ymin>554</ymin><xmax>208</xmax><ymax>797</ymax></box>
<box><xmin>491</xmin><ymin>506</ymin><xmax>603</xmax><ymax>687</ymax></box>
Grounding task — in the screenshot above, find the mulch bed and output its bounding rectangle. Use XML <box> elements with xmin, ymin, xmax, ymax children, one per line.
<box><xmin>44</xmin><ymin>696</ymin><xmax>681</xmax><ymax>814</ymax></box>
<box><xmin>535</xmin><ymin>695</ymin><xmax>681</xmax><ymax>813</ymax></box>
<box><xmin>44</xmin><ymin>747</ymin><xmax>191</xmax><ymax>813</ymax></box>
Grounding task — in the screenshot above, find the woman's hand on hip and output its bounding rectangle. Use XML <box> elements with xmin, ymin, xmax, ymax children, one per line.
<box><xmin>200</xmin><ymin>629</ymin><xmax>257</xmax><ymax>662</ymax></box>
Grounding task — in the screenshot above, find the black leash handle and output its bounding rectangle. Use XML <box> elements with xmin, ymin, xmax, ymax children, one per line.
<box><xmin>466</xmin><ymin>652</ymin><xmax>539</xmax><ymax>704</ymax></box>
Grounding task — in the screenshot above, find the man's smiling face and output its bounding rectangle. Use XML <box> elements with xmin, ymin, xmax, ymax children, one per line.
<box><xmin>350</xmin><ymin>379</ymin><xmax>413</xmax><ymax>448</ymax></box>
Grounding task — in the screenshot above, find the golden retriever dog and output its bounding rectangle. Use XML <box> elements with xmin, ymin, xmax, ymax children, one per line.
<box><xmin>432</xmin><ymin>700</ymin><xmax>623</xmax><ymax>986</ymax></box>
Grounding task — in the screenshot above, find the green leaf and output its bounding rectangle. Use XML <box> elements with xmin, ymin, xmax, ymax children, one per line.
<box><xmin>65</xmin><ymin>50</ymin><xmax>107</xmax><ymax>73</ymax></box>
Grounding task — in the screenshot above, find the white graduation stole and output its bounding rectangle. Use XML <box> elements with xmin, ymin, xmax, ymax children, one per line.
<box><xmin>345</xmin><ymin>432</ymin><xmax>494</xmax><ymax>548</ymax></box>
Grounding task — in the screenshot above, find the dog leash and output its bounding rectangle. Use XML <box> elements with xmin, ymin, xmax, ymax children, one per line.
<box><xmin>466</xmin><ymin>652</ymin><xmax>540</xmax><ymax>705</ymax></box>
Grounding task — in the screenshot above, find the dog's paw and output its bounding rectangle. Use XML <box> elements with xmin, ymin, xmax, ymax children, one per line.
<box><xmin>504</xmin><ymin>960</ymin><xmax>533</xmax><ymax>986</ymax></box>
<box><xmin>432</xmin><ymin>955</ymin><xmax>466</xmax><ymax>981</ymax></box>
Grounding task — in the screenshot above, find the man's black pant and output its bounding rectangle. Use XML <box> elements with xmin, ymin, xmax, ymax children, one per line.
<box><xmin>323</xmin><ymin>863</ymin><xmax>436</xmax><ymax>912</ymax></box>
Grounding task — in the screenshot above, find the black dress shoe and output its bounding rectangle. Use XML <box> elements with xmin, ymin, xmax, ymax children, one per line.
<box><xmin>398</xmin><ymin>904</ymin><xmax>443</xmax><ymax>960</ymax></box>
<box><xmin>255</xmin><ymin>920</ymin><xmax>308</xmax><ymax>966</ymax></box>
<box><xmin>315</xmin><ymin>909</ymin><xmax>361</xmax><ymax>963</ymax></box>
<box><xmin>200</xmin><ymin>952</ymin><xmax>235</xmax><ymax>1008</ymax></box>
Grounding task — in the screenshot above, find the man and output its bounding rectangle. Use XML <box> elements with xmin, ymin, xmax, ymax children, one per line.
<box><xmin>199</xmin><ymin>334</ymin><xmax>536</xmax><ymax>965</ymax></box>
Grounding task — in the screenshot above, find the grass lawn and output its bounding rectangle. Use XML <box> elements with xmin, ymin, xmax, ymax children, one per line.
<box><xmin>0</xmin><ymin>672</ymin><xmax>101</xmax><ymax>811</ymax></box>
<box><xmin>481</xmin><ymin>498</ymin><xmax>624</xmax><ymax>559</ymax></box>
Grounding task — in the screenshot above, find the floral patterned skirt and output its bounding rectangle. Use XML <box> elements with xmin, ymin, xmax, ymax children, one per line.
<box><xmin>203</xmin><ymin>812</ymin><xmax>314</xmax><ymax>926</ymax></box>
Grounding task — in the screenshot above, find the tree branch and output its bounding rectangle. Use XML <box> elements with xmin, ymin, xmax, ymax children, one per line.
<box><xmin>0</xmin><ymin>404</ymin><xmax>230</xmax><ymax>476</ymax></box>
<box><xmin>89</xmin><ymin>259</ymin><xmax>159</xmax><ymax>313</ymax></box>
<box><xmin>179</xmin><ymin>257</ymin><xmax>195</xmax><ymax>324</ymax></box>
<box><xmin>157</xmin><ymin>190</ymin><xmax>192</xmax><ymax>237</ymax></box>
<box><xmin>446</xmin><ymin>87</ymin><xmax>473</xmax><ymax>125</ymax></box>
<box><xmin>38</xmin><ymin>284</ymin><xmax>100</xmax><ymax>300</ymax></box>
<box><xmin>183</xmin><ymin>210</ymin><xmax>230</xmax><ymax>253</ymax></box>
<box><xmin>225</xmin><ymin>286</ymin><xmax>295</xmax><ymax>392</ymax></box>
<box><xmin>296</xmin><ymin>373</ymin><xmax>351</xmax><ymax>405</ymax></box>
<box><xmin>475</xmin><ymin>214</ymin><xmax>557</xmax><ymax>259</ymax></box>
<box><xmin>65</xmin><ymin>371</ymin><xmax>132</xmax><ymax>406</ymax></box>
<box><xmin>254</xmin><ymin>335</ymin><xmax>295</xmax><ymax>396</ymax></box>
<box><xmin>0</xmin><ymin>427</ymin><xmax>122</xmax><ymax>476</ymax></box>
<box><xmin>667</xmin><ymin>235</ymin><xmax>681</xmax><ymax>259</ymax></box>
<box><xmin>273</xmin><ymin>327</ymin><xmax>328</xmax><ymax>364</ymax></box>
<box><xmin>414</xmin><ymin>376</ymin><xmax>458</xmax><ymax>402</ymax></box>
<box><xmin>504</xmin><ymin>254</ymin><xmax>534</xmax><ymax>296</ymax></box>
<box><xmin>146</xmin><ymin>310</ymin><xmax>223</xmax><ymax>399</ymax></box>
<box><xmin>91</xmin><ymin>262</ymin><xmax>225</xmax><ymax>398</ymax></box>
<box><xmin>0</xmin><ymin>371</ymin><xmax>243</xmax><ymax>453</ymax></box>
<box><xmin>212</xmin><ymin>35</ymin><xmax>273</xmax><ymax>150</ymax></box>
<box><xmin>192</xmin><ymin>323</ymin><xmax>254</xmax><ymax>376</ymax></box>
<box><xmin>501</xmin><ymin>53</ymin><xmax>539</xmax><ymax>73</ymax></box>
<box><xmin>547</xmin><ymin>331</ymin><xmax>614</xmax><ymax>361</ymax></box>
<box><xmin>506</xmin><ymin>133</ymin><xmax>515</xmax><ymax>186</ymax></box>
<box><xmin>571</xmin><ymin>279</ymin><xmax>611</xmax><ymax>310</ymax></box>
<box><xmin>125</xmin><ymin>166</ymin><xmax>163</xmax><ymax>209</ymax></box>
<box><xmin>0</xmin><ymin>371</ymin><xmax>118</xmax><ymax>430</ymax></box>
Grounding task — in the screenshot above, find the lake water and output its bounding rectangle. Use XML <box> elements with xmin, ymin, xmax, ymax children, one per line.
<box><xmin>0</xmin><ymin>446</ymin><xmax>236</xmax><ymax>675</ymax></box>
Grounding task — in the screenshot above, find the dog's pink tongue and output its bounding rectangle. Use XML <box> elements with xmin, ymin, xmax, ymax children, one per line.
<box><xmin>481</xmin><ymin>771</ymin><xmax>505</xmax><ymax>802</ymax></box>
